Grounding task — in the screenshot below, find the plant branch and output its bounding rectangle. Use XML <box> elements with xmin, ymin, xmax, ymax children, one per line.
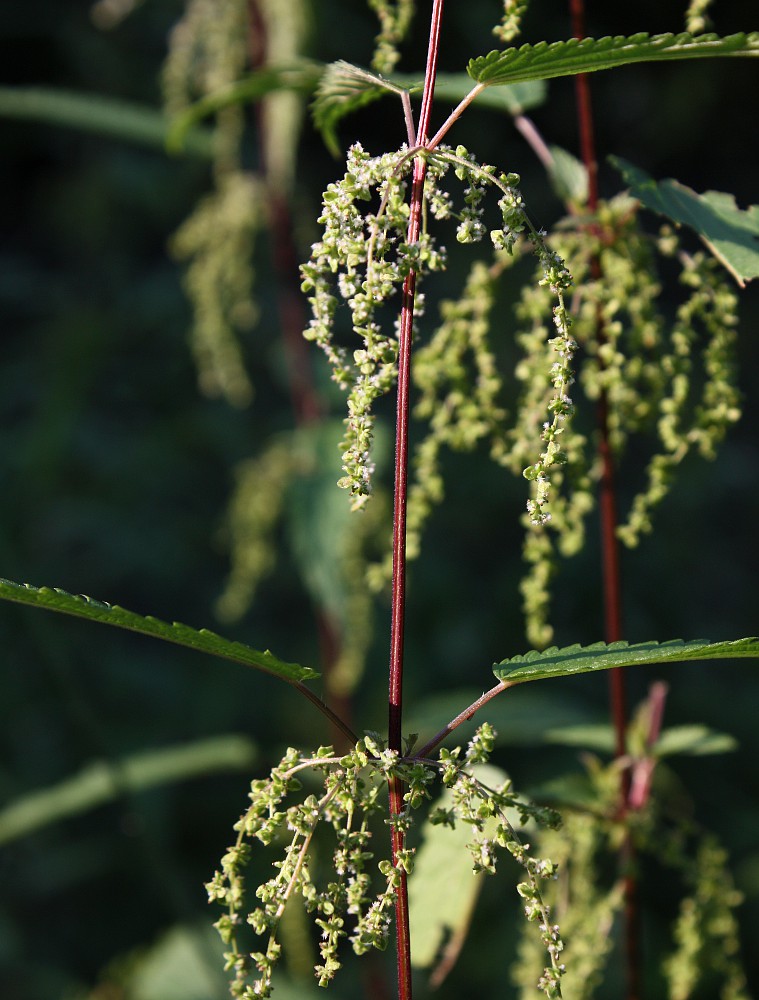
<box><xmin>414</xmin><ymin>680</ymin><xmax>513</xmax><ymax>760</ymax></box>
<box><xmin>401</xmin><ymin>89</ymin><xmax>416</xmax><ymax>147</ymax></box>
<box><xmin>295</xmin><ymin>682</ymin><xmax>359</xmax><ymax>746</ymax></box>
<box><xmin>628</xmin><ymin>681</ymin><xmax>668</xmax><ymax>810</ymax></box>
<box><xmin>512</xmin><ymin>113</ymin><xmax>555</xmax><ymax>174</ymax></box>
<box><xmin>426</xmin><ymin>81</ymin><xmax>487</xmax><ymax>149</ymax></box>
<box><xmin>566</xmin><ymin>2</ymin><xmax>625</xmax><ymax>749</ymax></box>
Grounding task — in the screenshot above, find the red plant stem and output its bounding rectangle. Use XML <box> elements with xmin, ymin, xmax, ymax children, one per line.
<box><xmin>387</xmin><ymin>4</ymin><xmax>445</xmax><ymax>999</ymax></box>
<box><xmin>569</xmin><ymin>4</ymin><xmax>638</xmax><ymax>997</ymax></box>
<box><xmin>597</xmin><ymin>389</ymin><xmax>626</xmax><ymax>748</ymax></box>
<box><xmin>568</xmin><ymin>0</ymin><xmax>628</xmax><ymax>781</ymax></box>
<box><xmin>414</xmin><ymin>680</ymin><xmax>512</xmax><ymax>760</ymax></box>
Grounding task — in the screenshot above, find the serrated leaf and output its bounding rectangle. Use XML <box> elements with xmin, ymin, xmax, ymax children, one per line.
<box><xmin>0</xmin><ymin>735</ymin><xmax>257</xmax><ymax>845</ymax></box>
<box><xmin>0</xmin><ymin>578</ymin><xmax>317</xmax><ymax>683</ymax></box>
<box><xmin>493</xmin><ymin>637</ymin><xmax>759</xmax><ymax>684</ymax></box>
<box><xmin>311</xmin><ymin>64</ymin><xmax>546</xmax><ymax>155</ymax></box>
<box><xmin>468</xmin><ymin>32</ymin><xmax>759</xmax><ymax>87</ymax></box>
<box><xmin>313</xmin><ymin>61</ymin><xmax>407</xmax><ymax>155</ymax></box>
<box><xmin>610</xmin><ymin>157</ymin><xmax>759</xmax><ymax>286</ymax></box>
<box><xmin>0</xmin><ymin>86</ymin><xmax>213</xmax><ymax>158</ymax></box>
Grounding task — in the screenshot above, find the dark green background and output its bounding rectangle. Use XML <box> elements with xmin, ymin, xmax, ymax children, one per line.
<box><xmin>1</xmin><ymin>2</ymin><xmax>758</xmax><ymax>998</ymax></box>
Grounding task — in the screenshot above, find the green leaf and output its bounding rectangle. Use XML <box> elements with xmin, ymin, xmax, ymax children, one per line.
<box><xmin>541</xmin><ymin>722</ymin><xmax>737</xmax><ymax>756</ymax></box>
<box><xmin>493</xmin><ymin>637</ymin><xmax>759</xmax><ymax>684</ymax></box>
<box><xmin>541</xmin><ymin>724</ymin><xmax>615</xmax><ymax>752</ymax></box>
<box><xmin>547</xmin><ymin>144</ymin><xmax>589</xmax><ymax>205</ymax></box>
<box><xmin>610</xmin><ymin>157</ymin><xmax>759</xmax><ymax>286</ymax></box>
<box><xmin>0</xmin><ymin>735</ymin><xmax>257</xmax><ymax>846</ymax></box>
<box><xmin>121</xmin><ymin>926</ymin><xmax>224</xmax><ymax>1000</ymax></box>
<box><xmin>0</xmin><ymin>578</ymin><xmax>317</xmax><ymax>683</ymax></box>
<box><xmin>468</xmin><ymin>32</ymin><xmax>759</xmax><ymax>87</ymax></box>
<box><xmin>286</xmin><ymin>422</ymin><xmax>358</xmax><ymax>625</ymax></box>
<box><xmin>0</xmin><ymin>86</ymin><xmax>213</xmax><ymax>158</ymax></box>
<box><xmin>165</xmin><ymin>61</ymin><xmax>322</xmax><ymax>153</ymax></box>
<box><xmin>654</xmin><ymin>724</ymin><xmax>738</xmax><ymax>757</ymax></box>
<box><xmin>409</xmin><ymin>765</ymin><xmax>507</xmax><ymax>973</ymax></box>
<box><xmin>313</xmin><ymin>61</ymin><xmax>407</xmax><ymax>155</ymax></box>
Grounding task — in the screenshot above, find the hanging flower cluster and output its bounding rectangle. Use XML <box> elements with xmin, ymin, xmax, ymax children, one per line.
<box><xmin>208</xmin><ymin>725</ymin><xmax>564</xmax><ymax>999</ymax></box>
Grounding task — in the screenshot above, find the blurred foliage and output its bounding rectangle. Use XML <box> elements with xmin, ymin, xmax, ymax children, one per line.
<box><xmin>1</xmin><ymin>1</ymin><xmax>758</xmax><ymax>998</ymax></box>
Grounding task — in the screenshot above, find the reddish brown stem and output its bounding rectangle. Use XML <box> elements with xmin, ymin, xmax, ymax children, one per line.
<box><xmin>387</xmin><ymin>5</ymin><xmax>445</xmax><ymax>999</ymax></box>
<box><xmin>569</xmin><ymin>0</ymin><xmax>627</xmax><ymax>781</ymax></box>
<box><xmin>597</xmin><ymin>389</ymin><xmax>626</xmax><ymax>755</ymax></box>
<box><xmin>569</xmin><ymin>0</ymin><xmax>599</xmax><ymax>212</ymax></box>
<box><xmin>247</xmin><ymin>1</ymin><xmax>321</xmax><ymax>425</ymax></box>
<box><xmin>569</xmin><ymin>3</ymin><xmax>638</xmax><ymax>997</ymax></box>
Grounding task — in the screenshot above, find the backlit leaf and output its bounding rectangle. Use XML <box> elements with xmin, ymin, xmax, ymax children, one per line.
<box><xmin>0</xmin><ymin>578</ymin><xmax>317</xmax><ymax>683</ymax></box>
<box><xmin>493</xmin><ymin>637</ymin><xmax>759</xmax><ymax>684</ymax></box>
<box><xmin>313</xmin><ymin>61</ymin><xmax>406</xmax><ymax>155</ymax></box>
<box><xmin>610</xmin><ymin>157</ymin><xmax>759</xmax><ymax>286</ymax></box>
<box><xmin>468</xmin><ymin>32</ymin><xmax>759</xmax><ymax>87</ymax></box>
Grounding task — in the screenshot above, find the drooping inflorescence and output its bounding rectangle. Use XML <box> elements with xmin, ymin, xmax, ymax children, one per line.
<box><xmin>208</xmin><ymin>725</ymin><xmax>565</xmax><ymax>998</ymax></box>
<box><xmin>301</xmin><ymin>142</ymin><xmax>576</xmax><ymax>524</ymax></box>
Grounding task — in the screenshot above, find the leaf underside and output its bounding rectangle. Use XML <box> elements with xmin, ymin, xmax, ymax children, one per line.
<box><xmin>312</xmin><ymin>61</ymin><xmax>546</xmax><ymax>154</ymax></box>
<box><xmin>468</xmin><ymin>32</ymin><xmax>759</xmax><ymax>86</ymax></box>
<box><xmin>493</xmin><ymin>637</ymin><xmax>759</xmax><ymax>684</ymax></box>
<box><xmin>610</xmin><ymin>157</ymin><xmax>759</xmax><ymax>286</ymax></box>
<box><xmin>313</xmin><ymin>61</ymin><xmax>397</xmax><ymax>155</ymax></box>
<box><xmin>0</xmin><ymin>578</ymin><xmax>317</xmax><ymax>683</ymax></box>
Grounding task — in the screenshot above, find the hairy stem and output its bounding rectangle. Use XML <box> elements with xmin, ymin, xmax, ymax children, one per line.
<box><xmin>387</xmin><ymin>4</ymin><xmax>445</xmax><ymax>999</ymax></box>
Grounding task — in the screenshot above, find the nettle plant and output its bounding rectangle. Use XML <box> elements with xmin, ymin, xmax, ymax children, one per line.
<box><xmin>4</xmin><ymin>1</ymin><xmax>759</xmax><ymax>999</ymax></box>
